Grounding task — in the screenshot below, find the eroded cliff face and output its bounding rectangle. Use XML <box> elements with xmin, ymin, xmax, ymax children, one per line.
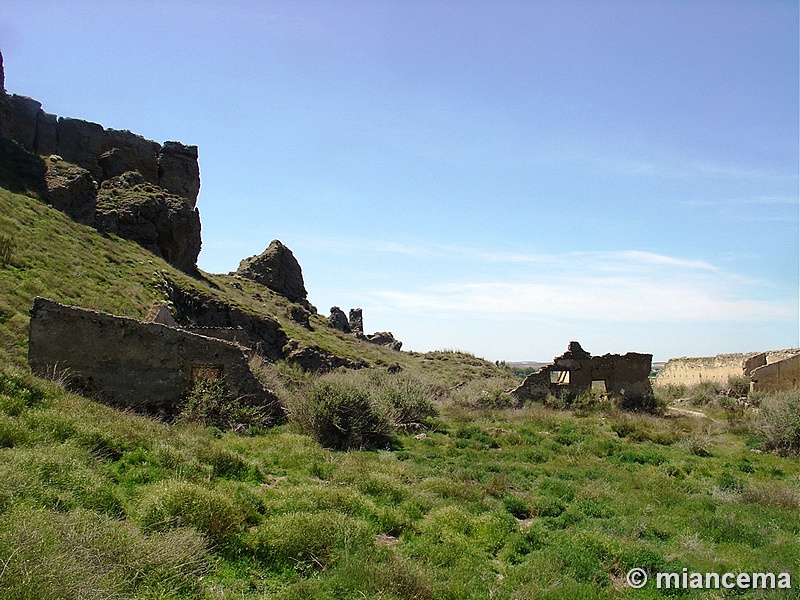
<box><xmin>0</xmin><ymin>51</ymin><xmax>202</xmax><ymax>275</ymax></box>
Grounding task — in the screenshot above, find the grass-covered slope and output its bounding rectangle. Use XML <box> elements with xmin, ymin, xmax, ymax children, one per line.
<box><xmin>1</xmin><ymin>369</ymin><xmax>799</xmax><ymax>599</ymax></box>
<box><xmin>0</xmin><ymin>184</ymin><xmax>506</xmax><ymax>382</ymax></box>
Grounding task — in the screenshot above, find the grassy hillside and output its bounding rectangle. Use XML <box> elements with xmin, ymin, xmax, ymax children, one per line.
<box><xmin>0</xmin><ymin>185</ymin><xmax>505</xmax><ymax>383</ymax></box>
<box><xmin>1</xmin><ymin>184</ymin><xmax>799</xmax><ymax>599</ymax></box>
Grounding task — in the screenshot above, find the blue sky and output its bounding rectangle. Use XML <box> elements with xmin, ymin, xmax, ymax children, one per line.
<box><xmin>2</xmin><ymin>0</ymin><xmax>798</xmax><ymax>361</ymax></box>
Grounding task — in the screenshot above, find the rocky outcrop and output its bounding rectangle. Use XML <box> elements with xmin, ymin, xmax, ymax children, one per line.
<box><xmin>366</xmin><ymin>331</ymin><xmax>403</xmax><ymax>351</ymax></box>
<box><xmin>158</xmin><ymin>142</ymin><xmax>200</xmax><ymax>206</ymax></box>
<box><xmin>6</xmin><ymin>101</ymin><xmax>200</xmax><ymax>206</ymax></box>
<box><xmin>95</xmin><ymin>172</ymin><xmax>201</xmax><ymax>274</ymax></box>
<box><xmin>0</xmin><ymin>51</ymin><xmax>203</xmax><ymax>274</ymax></box>
<box><xmin>159</xmin><ymin>277</ymin><xmax>288</xmax><ymax>361</ymax></box>
<box><xmin>349</xmin><ymin>308</ymin><xmax>364</xmax><ymax>335</ymax></box>
<box><xmin>43</xmin><ymin>158</ymin><xmax>97</xmax><ymax>225</ymax></box>
<box><xmin>235</xmin><ymin>240</ymin><xmax>309</xmax><ymax>305</ymax></box>
<box><xmin>326</xmin><ymin>305</ymin><xmax>403</xmax><ymax>351</ymax></box>
<box><xmin>0</xmin><ymin>52</ymin><xmax>11</xmax><ymax>139</ymax></box>
<box><xmin>282</xmin><ymin>340</ymin><xmax>368</xmax><ymax>373</ymax></box>
<box><xmin>328</xmin><ymin>306</ymin><xmax>350</xmax><ymax>332</ymax></box>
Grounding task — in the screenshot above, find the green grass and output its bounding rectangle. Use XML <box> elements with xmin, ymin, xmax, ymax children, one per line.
<box><xmin>0</xmin><ymin>367</ymin><xmax>798</xmax><ymax>598</ymax></box>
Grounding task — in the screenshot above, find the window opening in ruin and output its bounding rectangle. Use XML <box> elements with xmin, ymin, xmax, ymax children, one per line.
<box><xmin>591</xmin><ymin>380</ymin><xmax>607</xmax><ymax>393</ymax></box>
<box><xmin>550</xmin><ymin>370</ymin><xmax>570</xmax><ymax>385</ymax></box>
<box><xmin>191</xmin><ymin>364</ymin><xmax>223</xmax><ymax>384</ymax></box>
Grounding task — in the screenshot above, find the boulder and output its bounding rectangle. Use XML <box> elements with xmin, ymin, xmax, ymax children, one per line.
<box><xmin>366</xmin><ymin>331</ymin><xmax>403</xmax><ymax>351</ymax></box>
<box><xmin>235</xmin><ymin>240</ymin><xmax>309</xmax><ymax>304</ymax></box>
<box><xmin>328</xmin><ymin>306</ymin><xmax>350</xmax><ymax>332</ymax></box>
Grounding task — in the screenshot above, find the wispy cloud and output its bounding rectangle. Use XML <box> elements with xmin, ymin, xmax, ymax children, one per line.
<box><xmin>371</xmin><ymin>278</ymin><xmax>793</xmax><ymax>324</ymax></box>
<box><xmin>349</xmin><ymin>243</ymin><xmax>795</xmax><ymax>324</ymax></box>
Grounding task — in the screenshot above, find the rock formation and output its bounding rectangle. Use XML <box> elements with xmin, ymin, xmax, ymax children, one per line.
<box><xmin>42</xmin><ymin>158</ymin><xmax>97</xmax><ymax>225</ymax></box>
<box><xmin>328</xmin><ymin>306</ymin><xmax>350</xmax><ymax>332</ymax></box>
<box><xmin>348</xmin><ymin>308</ymin><xmax>364</xmax><ymax>335</ymax></box>
<box><xmin>326</xmin><ymin>305</ymin><xmax>403</xmax><ymax>351</ymax></box>
<box><xmin>158</xmin><ymin>276</ymin><xmax>288</xmax><ymax>361</ymax></box>
<box><xmin>235</xmin><ymin>240</ymin><xmax>309</xmax><ymax>305</ymax></box>
<box><xmin>0</xmin><ymin>51</ymin><xmax>11</xmax><ymax>139</ymax></box>
<box><xmin>95</xmin><ymin>172</ymin><xmax>201</xmax><ymax>274</ymax></box>
<box><xmin>282</xmin><ymin>340</ymin><xmax>368</xmax><ymax>373</ymax></box>
<box><xmin>0</xmin><ymin>51</ymin><xmax>203</xmax><ymax>274</ymax></box>
<box><xmin>366</xmin><ymin>331</ymin><xmax>403</xmax><ymax>351</ymax></box>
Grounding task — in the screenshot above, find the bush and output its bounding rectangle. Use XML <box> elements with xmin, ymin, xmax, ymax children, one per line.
<box><xmin>290</xmin><ymin>370</ymin><xmax>439</xmax><ymax>450</ymax></box>
<box><xmin>758</xmin><ymin>389</ymin><xmax>800</xmax><ymax>455</ymax></box>
<box><xmin>687</xmin><ymin>381</ymin><xmax>723</xmax><ymax>406</ymax></box>
<box><xmin>613</xmin><ymin>391</ymin><xmax>663</xmax><ymax>414</ymax></box>
<box><xmin>298</xmin><ymin>373</ymin><xmax>391</xmax><ymax>450</ymax></box>
<box><xmin>368</xmin><ymin>370</ymin><xmax>439</xmax><ymax>429</ymax></box>
<box><xmin>137</xmin><ymin>480</ymin><xmax>245</xmax><ymax>547</ymax></box>
<box><xmin>179</xmin><ymin>377</ymin><xmax>274</xmax><ymax>431</ymax></box>
<box><xmin>252</xmin><ymin>510</ymin><xmax>375</xmax><ymax>570</ymax></box>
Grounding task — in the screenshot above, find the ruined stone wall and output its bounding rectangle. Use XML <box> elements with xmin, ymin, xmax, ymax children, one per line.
<box><xmin>654</xmin><ymin>350</ymin><xmax>800</xmax><ymax>388</ymax></box>
<box><xmin>654</xmin><ymin>354</ymin><xmax>758</xmax><ymax>387</ymax></box>
<box><xmin>512</xmin><ymin>342</ymin><xmax>653</xmax><ymax>402</ymax></box>
<box><xmin>28</xmin><ymin>298</ymin><xmax>281</xmax><ymax>419</ymax></box>
<box><xmin>751</xmin><ymin>354</ymin><xmax>800</xmax><ymax>393</ymax></box>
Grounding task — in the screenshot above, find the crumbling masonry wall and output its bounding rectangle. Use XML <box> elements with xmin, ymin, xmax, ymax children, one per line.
<box><xmin>751</xmin><ymin>354</ymin><xmax>800</xmax><ymax>393</ymax></box>
<box><xmin>28</xmin><ymin>297</ymin><xmax>281</xmax><ymax>419</ymax></box>
<box><xmin>512</xmin><ymin>342</ymin><xmax>653</xmax><ymax>403</ymax></box>
<box><xmin>654</xmin><ymin>353</ymin><xmax>766</xmax><ymax>386</ymax></box>
<box><xmin>654</xmin><ymin>350</ymin><xmax>800</xmax><ymax>390</ymax></box>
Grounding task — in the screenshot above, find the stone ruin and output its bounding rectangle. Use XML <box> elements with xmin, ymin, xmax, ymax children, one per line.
<box><xmin>655</xmin><ymin>349</ymin><xmax>800</xmax><ymax>394</ymax></box>
<box><xmin>512</xmin><ymin>341</ymin><xmax>653</xmax><ymax>403</ymax></box>
<box><xmin>327</xmin><ymin>306</ymin><xmax>403</xmax><ymax>351</ymax></box>
<box><xmin>28</xmin><ymin>297</ymin><xmax>283</xmax><ymax>421</ymax></box>
<box><xmin>0</xmin><ymin>51</ymin><xmax>202</xmax><ymax>275</ymax></box>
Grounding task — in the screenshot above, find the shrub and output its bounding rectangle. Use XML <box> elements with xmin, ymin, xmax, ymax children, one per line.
<box><xmin>368</xmin><ymin>370</ymin><xmax>439</xmax><ymax>429</ymax></box>
<box><xmin>758</xmin><ymin>389</ymin><xmax>800</xmax><ymax>455</ymax></box>
<box><xmin>727</xmin><ymin>375</ymin><xmax>751</xmax><ymax>398</ymax></box>
<box><xmin>137</xmin><ymin>480</ymin><xmax>245</xmax><ymax>547</ymax></box>
<box><xmin>612</xmin><ymin>391</ymin><xmax>663</xmax><ymax>414</ymax></box>
<box><xmin>687</xmin><ymin>381</ymin><xmax>723</xmax><ymax>406</ymax></box>
<box><xmin>179</xmin><ymin>377</ymin><xmax>273</xmax><ymax>431</ymax></box>
<box><xmin>252</xmin><ymin>510</ymin><xmax>374</xmax><ymax>570</ymax></box>
<box><xmin>295</xmin><ymin>373</ymin><xmax>392</xmax><ymax>450</ymax></box>
<box><xmin>290</xmin><ymin>370</ymin><xmax>440</xmax><ymax>450</ymax></box>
